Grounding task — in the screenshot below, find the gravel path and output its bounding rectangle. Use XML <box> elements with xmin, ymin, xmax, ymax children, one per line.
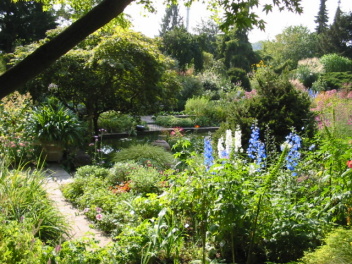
<box><xmin>44</xmin><ymin>164</ymin><xmax>112</xmax><ymax>247</ymax></box>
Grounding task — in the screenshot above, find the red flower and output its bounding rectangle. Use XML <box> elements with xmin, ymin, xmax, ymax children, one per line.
<box><xmin>347</xmin><ymin>160</ymin><xmax>352</xmax><ymax>168</ymax></box>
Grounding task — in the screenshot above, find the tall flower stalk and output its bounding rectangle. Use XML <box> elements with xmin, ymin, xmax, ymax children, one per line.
<box><xmin>204</xmin><ymin>136</ymin><xmax>214</xmax><ymax>170</ymax></box>
<box><xmin>247</xmin><ymin>124</ymin><xmax>266</xmax><ymax>169</ymax></box>
<box><xmin>282</xmin><ymin>132</ymin><xmax>302</xmax><ymax>176</ymax></box>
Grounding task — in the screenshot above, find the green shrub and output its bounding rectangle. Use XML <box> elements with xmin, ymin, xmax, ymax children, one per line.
<box><xmin>75</xmin><ymin>165</ymin><xmax>111</xmax><ymax>179</ymax></box>
<box><xmin>26</xmin><ymin>97</ymin><xmax>84</xmax><ymax>147</ymax></box>
<box><xmin>128</xmin><ymin>166</ymin><xmax>162</xmax><ymax>194</ymax></box>
<box><xmin>184</xmin><ymin>96</ymin><xmax>209</xmax><ymax>117</ymax></box>
<box><xmin>226</xmin><ymin>68</ymin><xmax>316</xmax><ymax>144</ymax></box>
<box><xmin>176</xmin><ymin>75</ymin><xmax>204</xmax><ymax>110</ymax></box>
<box><xmin>0</xmin><ymin>167</ymin><xmax>68</xmax><ymax>244</ymax></box>
<box><xmin>132</xmin><ymin>193</ymin><xmax>165</xmax><ymax>219</ymax></box>
<box><xmin>154</xmin><ymin>115</ymin><xmax>195</xmax><ymax>127</ymax></box>
<box><xmin>320</xmin><ymin>53</ymin><xmax>352</xmax><ymax>73</ymax></box>
<box><xmin>113</xmin><ymin>144</ymin><xmax>175</xmax><ymax>169</ymax></box>
<box><xmin>0</xmin><ymin>216</ymin><xmax>49</xmax><ymax>264</ymax></box>
<box><xmin>48</xmin><ymin>237</ymin><xmax>113</xmax><ymax>264</ymax></box>
<box><xmin>294</xmin><ymin>65</ymin><xmax>319</xmax><ymax>88</ymax></box>
<box><xmin>184</xmin><ymin>97</ymin><xmax>227</xmax><ymax>126</ymax></box>
<box><xmin>0</xmin><ymin>92</ymin><xmax>39</xmax><ymax>166</ymax></box>
<box><xmin>227</xmin><ymin>67</ymin><xmax>251</xmax><ymax>91</ymax></box>
<box><xmin>108</xmin><ymin>161</ymin><xmax>141</xmax><ymax>184</ymax></box>
<box><xmin>300</xmin><ymin>228</ymin><xmax>352</xmax><ymax>264</ymax></box>
<box><xmin>98</xmin><ymin>111</ymin><xmax>136</xmax><ymax>134</ymax></box>
<box><xmin>315</xmin><ymin>71</ymin><xmax>352</xmax><ymax>91</ymax></box>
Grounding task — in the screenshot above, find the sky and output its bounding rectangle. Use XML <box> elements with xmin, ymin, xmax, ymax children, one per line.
<box><xmin>124</xmin><ymin>0</ymin><xmax>352</xmax><ymax>43</ymax></box>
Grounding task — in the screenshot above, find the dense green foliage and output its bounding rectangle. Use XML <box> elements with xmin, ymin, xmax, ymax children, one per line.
<box><xmin>261</xmin><ymin>26</ymin><xmax>319</xmax><ymax>68</ymax></box>
<box><xmin>0</xmin><ymin>166</ymin><xmax>68</xmax><ymax>247</ymax></box>
<box><xmin>227</xmin><ymin>67</ymin><xmax>251</xmax><ymax>90</ymax></box>
<box><xmin>98</xmin><ymin>111</ymin><xmax>137</xmax><ymax>134</ymax></box>
<box><xmin>0</xmin><ymin>0</ymin><xmax>57</xmax><ymax>53</ymax></box>
<box><xmin>226</xmin><ymin>68</ymin><xmax>316</xmax><ymax>144</ymax></box>
<box><xmin>217</xmin><ymin>28</ymin><xmax>259</xmax><ymax>72</ymax></box>
<box><xmin>154</xmin><ymin>115</ymin><xmax>195</xmax><ymax>127</ymax></box>
<box><xmin>300</xmin><ymin>228</ymin><xmax>352</xmax><ymax>264</ymax></box>
<box><xmin>26</xmin><ymin>97</ymin><xmax>84</xmax><ymax>147</ymax></box>
<box><xmin>161</xmin><ymin>26</ymin><xmax>204</xmax><ymax>72</ymax></box>
<box><xmin>320</xmin><ymin>53</ymin><xmax>352</xmax><ymax>72</ymax></box>
<box><xmin>113</xmin><ymin>144</ymin><xmax>176</xmax><ymax>170</ymax></box>
<box><xmin>316</xmin><ymin>71</ymin><xmax>352</xmax><ymax>90</ymax></box>
<box><xmin>11</xmin><ymin>28</ymin><xmax>181</xmax><ymax>134</ymax></box>
<box><xmin>318</xmin><ymin>8</ymin><xmax>352</xmax><ymax>59</ymax></box>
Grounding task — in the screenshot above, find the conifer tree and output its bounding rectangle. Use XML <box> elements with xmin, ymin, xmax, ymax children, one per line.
<box><xmin>159</xmin><ymin>4</ymin><xmax>184</xmax><ymax>36</ymax></box>
<box><xmin>319</xmin><ymin>4</ymin><xmax>352</xmax><ymax>58</ymax></box>
<box><xmin>315</xmin><ymin>0</ymin><xmax>328</xmax><ymax>34</ymax></box>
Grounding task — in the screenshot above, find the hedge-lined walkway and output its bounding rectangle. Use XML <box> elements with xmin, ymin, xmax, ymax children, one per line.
<box><xmin>44</xmin><ymin>164</ymin><xmax>112</xmax><ymax>247</ymax></box>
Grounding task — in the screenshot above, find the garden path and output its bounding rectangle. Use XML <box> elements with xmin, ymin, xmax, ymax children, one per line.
<box><xmin>43</xmin><ymin>164</ymin><xmax>112</xmax><ymax>247</ymax></box>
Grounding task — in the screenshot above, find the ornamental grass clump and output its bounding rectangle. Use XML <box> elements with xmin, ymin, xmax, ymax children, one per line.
<box><xmin>0</xmin><ymin>164</ymin><xmax>68</xmax><ymax>245</ymax></box>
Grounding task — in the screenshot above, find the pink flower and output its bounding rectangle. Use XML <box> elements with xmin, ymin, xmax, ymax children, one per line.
<box><xmin>55</xmin><ymin>245</ymin><xmax>62</xmax><ymax>253</ymax></box>
<box><xmin>347</xmin><ymin>160</ymin><xmax>352</xmax><ymax>169</ymax></box>
<box><xmin>96</xmin><ymin>214</ymin><xmax>103</xmax><ymax>220</ymax></box>
<box><xmin>96</xmin><ymin>207</ymin><xmax>102</xmax><ymax>213</ymax></box>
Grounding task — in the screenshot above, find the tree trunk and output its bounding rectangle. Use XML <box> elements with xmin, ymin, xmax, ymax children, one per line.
<box><xmin>0</xmin><ymin>0</ymin><xmax>133</xmax><ymax>99</ymax></box>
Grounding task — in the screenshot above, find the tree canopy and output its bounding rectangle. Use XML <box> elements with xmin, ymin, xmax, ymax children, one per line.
<box><xmin>11</xmin><ymin>28</ymin><xmax>181</xmax><ymax>133</ymax></box>
<box><xmin>0</xmin><ymin>0</ymin><xmax>57</xmax><ymax>54</ymax></box>
<box><xmin>0</xmin><ymin>0</ymin><xmax>303</xmax><ymax>99</ymax></box>
<box><xmin>261</xmin><ymin>25</ymin><xmax>318</xmax><ymax>69</ymax></box>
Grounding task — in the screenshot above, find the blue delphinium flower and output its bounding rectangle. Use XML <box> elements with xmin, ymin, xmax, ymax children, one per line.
<box><xmin>284</xmin><ymin>132</ymin><xmax>302</xmax><ymax>176</ymax></box>
<box><xmin>247</xmin><ymin>124</ymin><xmax>266</xmax><ymax>169</ymax></box>
<box><xmin>204</xmin><ymin>136</ymin><xmax>214</xmax><ymax>170</ymax></box>
<box><xmin>307</xmin><ymin>88</ymin><xmax>318</xmax><ymax>98</ymax></box>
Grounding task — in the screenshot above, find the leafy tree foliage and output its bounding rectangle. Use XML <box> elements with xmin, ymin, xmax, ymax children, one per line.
<box><xmin>12</xmin><ymin>28</ymin><xmax>181</xmax><ymax>133</ymax></box>
<box><xmin>0</xmin><ymin>0</ymin><xmax>304</xmax><ymax>99</ymax></box>
<box><xmin>161</xmin><ymin>26</ymin><xmax>204</xmax><ymax>72</ymax></box>
<box><xmin>0</xmin><ymin>0</ymin><xmax>57</xmax><ymax>53</ymax></box>
<box><xmin>193</xmin><ymin>19</ymin><xmax>220</xmax><ymax>56</ymax></box>
<box><xmin>262</xmin><ymin>26</ymin><xmax>318</xmax><ymax>69</ymax></box>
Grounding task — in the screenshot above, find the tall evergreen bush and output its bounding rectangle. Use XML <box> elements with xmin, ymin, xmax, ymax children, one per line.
<box><xmin>225</xmin><ymin>68</ymin><xmax>316</xmax><ymax>144</ymax></box>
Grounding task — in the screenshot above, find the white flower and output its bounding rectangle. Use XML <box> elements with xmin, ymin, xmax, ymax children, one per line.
<box><xmin>234</xmin><ymin>125</ymin><xmax>242</xmax><ymax>153</ymax></box>
<box><xmin>217</xmin><ymin>136</ymin><xmax>225</xmax><ymax>158</ymax></box>
<box><xmin>225</xmin><ymin>129</ymin><xmax>233</xmax><ymax>155</ymax></box>
<box><xmin>280</xmin><ymin>141</ymin><xmax>292</xmax><ymax>151</ymax></box>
